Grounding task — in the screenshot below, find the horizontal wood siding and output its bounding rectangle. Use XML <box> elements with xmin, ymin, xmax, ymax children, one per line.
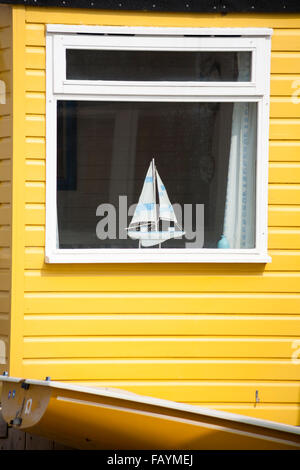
<box><xmin>11</xmin><ymin>8</ymin><xmax>300</xmax><ymax>426</ymax></box>
<box><xmin>0</xmin><ymin>5</ymin><xmax>12</xmax><ymax>372</ymax></box>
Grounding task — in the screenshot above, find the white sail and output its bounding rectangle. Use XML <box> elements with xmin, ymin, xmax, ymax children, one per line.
<box><xmin>129</xmin><ymin>161</ymin><xmax>157</xmax><ymax>227</ymax></box>
<box><xmin>127</xmin><ymin>159</ymin><xmax>185</xmax><ymax>247</ymax></box>
<box><xmin>156</xmin><ymin>170</ymin><xmax>177</xmax><ymax>223</ymax></box>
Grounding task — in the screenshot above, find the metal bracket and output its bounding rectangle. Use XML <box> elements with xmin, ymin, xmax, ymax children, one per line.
<box><xmin>21</xmin><ymin>382</ymin><xmax>30</xmax><ymax>390</ymax></box>
<box><xmin>255</xmin><ymin>390</ymin><xmax>260</xmax><ymax>407</ymax></box>
<box><xmin>9</xmin><ymin>417</ymin><xmax>22</xmax><ymax>427</ymax></box>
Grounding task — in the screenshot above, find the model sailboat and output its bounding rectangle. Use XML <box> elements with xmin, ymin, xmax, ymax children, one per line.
<box><xmin>127</xmin><ymin>159</ymin><xmax>185</xmax><ymax>247</ymax></box>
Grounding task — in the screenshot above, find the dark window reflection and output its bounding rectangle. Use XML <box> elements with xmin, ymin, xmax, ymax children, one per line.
<box><xmin>56</xmin><ymin>100</ymin><xmax>252</xmax><ymax>249</ymax></box>
<box><xmin>66</xmin><ymin>49</ymin><xmax>251</xmax><ymax>82</ymax></box>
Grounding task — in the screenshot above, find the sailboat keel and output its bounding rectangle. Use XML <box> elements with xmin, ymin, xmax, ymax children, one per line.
<box><xmin>128</xmin><ymin>230</ymin><xmax>185</xmax><ymax>247</ymax></box>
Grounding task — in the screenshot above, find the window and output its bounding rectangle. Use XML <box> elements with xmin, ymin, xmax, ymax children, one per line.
<box><xmin>46</xmin><ymin>26</ymin><xmax>272</xmax><ymax>263</ymax></box>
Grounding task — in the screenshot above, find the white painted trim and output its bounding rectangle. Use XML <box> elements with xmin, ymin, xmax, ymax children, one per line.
<box><xmin>60</xmin><ymin>85</ymin><xmax>260</xmax><ymax>98</ymax></box>
<box><xmin>45</xmin><ymin>26</ymin><xmax>272</xmax><ymax>264</ymax></box>
<box><xmin>52</xmin><ymin>33</ymin><xmax>268</xmax><ymax>96</ymax></box>
<box><xmin>46</xmin><ymin>24</ymin><xmax>273</xmax><ymax>37</ymax></box>
<box><xmin>45</xmin><ymin>252</ymin><xmax>272</xmax><ymax>264</ymax></box>
<box><xmin>45</xmin><ymin>33</ymin><xmax>55</xmax><ymax>262</ymax></box>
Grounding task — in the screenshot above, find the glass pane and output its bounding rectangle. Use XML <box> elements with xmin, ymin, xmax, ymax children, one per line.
<box><xmin>66</xmin><ymin>49</ymin><xmax>251</xmax><ymax>82</ymax></box>
<box><xmin>57</xmin><ymin>100</ymin><xmax>256</xmax><ymax>249</ymax></box>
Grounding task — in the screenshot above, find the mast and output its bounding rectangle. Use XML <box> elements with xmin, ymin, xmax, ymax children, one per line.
<box><xmin>152</xmin><ymin>158</ymin><xmax>158</xmax><ymax>232</ymax></box>
<box><xmin>152</xmin><ymin>158</ymin><xmax>161</xmax><ymax>248</ymax></box>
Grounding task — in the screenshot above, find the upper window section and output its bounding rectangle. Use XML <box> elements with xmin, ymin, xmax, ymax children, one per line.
<box><xmin>66</xmin><ymin>49</ymin><xmax>252</xmax><ymax>82</ymax></box>
<box><xmin>50</xmin><ymin>28</ymin><xmax>270</xmax><ymax>96</ymax></box>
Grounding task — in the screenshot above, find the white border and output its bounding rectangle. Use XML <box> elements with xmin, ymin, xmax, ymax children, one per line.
<box><xmin>52</xmin><ymin>34</ymin><xmax>268</xmax><ymax>95</ymax></box>
<box><xmin>45</xmin><ymin>26</ymin><xmax>272</xmax><ymax>264</ymax></box>
<box><xmin>46</xmin><ymin>25</ymin><xmax>273</xmax><ymax>36</ymax></box>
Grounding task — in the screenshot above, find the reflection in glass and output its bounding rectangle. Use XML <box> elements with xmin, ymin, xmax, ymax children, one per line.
<box><xmin>66</xmin><ymin>49</ymin><xmax>251</xmax><ymax>82</ymax></box>
<box><xmin>56</xmin><ymin>100</ymin><xmax>257</xmax><ymax>249</ymax></box>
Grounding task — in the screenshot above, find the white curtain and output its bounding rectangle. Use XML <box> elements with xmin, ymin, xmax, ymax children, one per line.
<box><xmin>56</xmin><ymin>214</ymin><xmax>59</xmax><ymax>248</ymax></box>
<box><xmin>222</xmin><ymin>54</ymin><xmax>256</xmax><ymax>249</ymax></box>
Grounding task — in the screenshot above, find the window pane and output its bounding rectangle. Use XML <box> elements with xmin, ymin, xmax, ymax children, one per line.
<box><xmin>66</xmin><ymin>49</ymin><xmax>251</xmax><ymax>82</ymax></box>
<box><xmin>57</xmin><ymin>100</ymin><xmax>256</xmax><ymax>249</ymax></box>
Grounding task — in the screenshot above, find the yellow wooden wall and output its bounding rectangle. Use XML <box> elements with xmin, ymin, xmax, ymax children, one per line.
<box><xmin>2</xmin><ymin>6</ymin><xmax>300</xmax><ymax>426</ymax></box>
<box><xmin>0</xmin><ymin>5</ymin><xmax>12</xmax><ymax>369</ymax></box>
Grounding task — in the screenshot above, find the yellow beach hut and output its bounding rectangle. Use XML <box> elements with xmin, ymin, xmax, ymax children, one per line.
<box><xmin>0</xmin><ymin>0</ymin><xmax>299</xmax><ymax>450</ymax></box>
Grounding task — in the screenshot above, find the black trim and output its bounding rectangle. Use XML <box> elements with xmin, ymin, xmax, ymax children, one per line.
<box><xmin>1</xmin><ymin>0</ymin><xmax>300</xmax><ymax>13</ymax></box>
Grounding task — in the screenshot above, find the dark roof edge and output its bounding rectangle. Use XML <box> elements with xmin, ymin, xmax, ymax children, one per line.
<box><xmin>1</xmin><ymin>0</ymin><xmax>300</xmax><ymax>14</ymax></box>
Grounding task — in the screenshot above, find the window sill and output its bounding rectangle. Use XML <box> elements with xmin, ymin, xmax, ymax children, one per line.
<box><xmin>45</xmin><ymin>250</ymin><xmax>272</xmax><ymax>264</ymax></box>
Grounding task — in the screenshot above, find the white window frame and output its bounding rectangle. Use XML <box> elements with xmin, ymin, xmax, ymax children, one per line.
<box><xmin>45</xmin><ymin>25</ymin><xmax>272</xmax><ymax>264</ymax></box>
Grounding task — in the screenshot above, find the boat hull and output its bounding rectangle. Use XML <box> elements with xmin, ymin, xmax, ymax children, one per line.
<box><xmin>1</xmin><ymin>376</ymin><xmax>300</xmax><ymax>450</ymax></box>
<box><xmin>128</xmin><ymin>230</ymin><xmax>185</xmax><ymax>247</ymax></box>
